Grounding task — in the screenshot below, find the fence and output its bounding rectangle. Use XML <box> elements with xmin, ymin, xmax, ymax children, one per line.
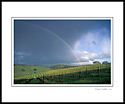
<box><xmin>14</xmin><ymin>65</ymin><xmax>111</xmax><ymax>84</ymax></box>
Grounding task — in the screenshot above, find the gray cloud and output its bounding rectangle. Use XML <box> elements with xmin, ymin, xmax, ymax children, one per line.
<box><xmin>14</xmin><ymin>20</ymin><xmax>111</xmax><ymax>65</ymax></box>
<box><xmin>92</xmin><ymin>41</ymin><xmax>96</xmax><ymax>45</ymax></box>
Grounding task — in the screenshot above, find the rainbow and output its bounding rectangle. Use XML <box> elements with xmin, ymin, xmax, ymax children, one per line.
<box><xmin>23</xmin><ymin>21</ymin><xmax>81</xmax><ymax>63</ymax></box>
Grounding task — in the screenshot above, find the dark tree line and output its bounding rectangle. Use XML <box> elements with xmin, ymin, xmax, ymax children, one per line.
<box><xmin>93</xmin><ymin>61</ymin><xmax>110</xmax><ymax>64</ymax></box>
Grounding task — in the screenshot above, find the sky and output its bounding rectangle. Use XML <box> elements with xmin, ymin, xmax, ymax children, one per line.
<box><xmin>14</xmin><ymin>19</ymin><xmax>111</xmax><ymax>66</ymax></box>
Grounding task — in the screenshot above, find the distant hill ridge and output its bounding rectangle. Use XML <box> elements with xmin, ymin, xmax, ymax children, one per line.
<box><xmin>50</xmin><ymin>64</ymin><xmax>72</xmax><ymax>70</ymax></box>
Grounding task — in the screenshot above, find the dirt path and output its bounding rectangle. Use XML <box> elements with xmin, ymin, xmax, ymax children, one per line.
<box><xmin>25</xmin><ymin>79</ymin><xmax>33</xmax><ymax>84</ymax></box>
<box><xmin>37</xmin><ymin>78</ymin><xmax>45</xmax><ymax>84</ymax></box>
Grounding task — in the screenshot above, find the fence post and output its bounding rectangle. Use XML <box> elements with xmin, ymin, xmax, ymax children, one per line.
<box><xmin>53</xmin><ymin>74</ymin><xmax>55</xmax><ymax>79</ymax></box>
<box><xmin>86</xmin><ymin>68</ymin><xmax>87</xmax><ymax>74</ymax></box>
<box><xmin>79</xmin><ymin>71</ymin><xmax>81</xmax><ymax>79</ymax></box>
<box><xmin>62</xmin><ymin>73</ymin><xmax>63</xmax><ymax>81</ymax></box>
<box><xmin>59</xmin><ymin>74</ymin><xmax>61</xmax><ymax>81</ymax></box>
<box><xmin>72</xmin><ymin>73</ymin><xmax>74</xmax><ymax>78</ymax></box>
<box><xmin>98</xmin><ymin>67</ymin><xmax>99</xmax><ymax>77</ymax></box>
<box><xmin>43</xmin><ymin>75</ymin><xmax>44</xmax><ymax>83</ymax></box>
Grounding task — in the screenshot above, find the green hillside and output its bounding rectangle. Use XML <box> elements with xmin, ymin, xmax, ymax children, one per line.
<box><xmin>14</xmin><ymin>65</ymin><xmax>52</xmax><ymax>78</ymax></box>
<box><xmin>50</xmin><ymin>64</ymin><xmax>72</xmax><ymax>70</ymax></box>
<box><xmin>14</xmin><ymin>64</ymin><xmax>111</xmax><ymax>84</ymax></box>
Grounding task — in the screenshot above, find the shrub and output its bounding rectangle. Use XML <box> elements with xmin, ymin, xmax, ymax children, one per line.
<box><xmin>93</xmin><ymin>61</ymin><xmax>101</xmax><ymax>64</ymax></box>
<box><xmin>102</xmin><ymin>61</ymin><xmax>109</xmax><ymax>64</ymax></box>
<box><xmin>21</xmin><ymin>69</ymin><xmax>25</xmax><ymax>71</ymax></box>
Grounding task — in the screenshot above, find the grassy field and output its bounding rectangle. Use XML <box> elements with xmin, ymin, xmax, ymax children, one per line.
<box><xmin>14</xmin><ymin>64</ymin><xmax>111</xmax><ymax>84</ymax></box>
<box><xmin>14</xmin><ymin>65</ymin><xmax>52</xmax><ymax>78</ymax></box>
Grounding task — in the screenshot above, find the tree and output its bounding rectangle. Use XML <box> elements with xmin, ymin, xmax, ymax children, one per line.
<box><xmin>21</xmin><ymin>69</ymin><xmax>25</xmax><ymax>72</ymax></box>
<box><xmin>102</xmin><ymin>61</ymin><xmax>109</xmax><ymax>65</ymax></box>
<box><xmin>93</xmin><ymin>61</ymin><xmax>101</xmax><ymax>64</ymax></box>
<box><xmin>34</xmin><ymin>69</ymin><xmax>37</xmax><ymax>71</ymax></box>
